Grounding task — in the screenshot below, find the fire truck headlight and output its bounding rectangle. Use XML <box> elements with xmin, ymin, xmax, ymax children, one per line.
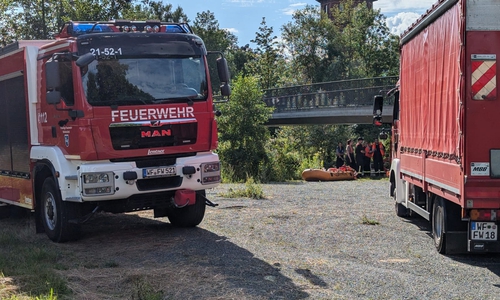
<box><xmin>82</xmin><ymin>172</ymin><xmax>115</xmax><ymax>196</ymax></box>
<box><xmin>83</xmin><ymin>173</ymin><xmax>111</xmax><ymax>184</ymax></box>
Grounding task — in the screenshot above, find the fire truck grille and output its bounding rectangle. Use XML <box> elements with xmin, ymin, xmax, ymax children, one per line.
<box><xmin>109</xmin><ymin>122</ymin><xmax>197</xmax><ymax>150</ymax></box>
<box><xmin>110</xmin><ymin>153</ymin><xmax>195</xmax><ymax>167</ymax></box>
<box><xmin>99</xmin><ymin>191</ymin><xmax>175</xmax><ymax>213</ymax></box>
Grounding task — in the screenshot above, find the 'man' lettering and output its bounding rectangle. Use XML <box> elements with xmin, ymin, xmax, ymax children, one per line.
<box><xmin>141</xmin><ymin>129</ymin><xmax>171</xmax><ymax>138</ymax></box>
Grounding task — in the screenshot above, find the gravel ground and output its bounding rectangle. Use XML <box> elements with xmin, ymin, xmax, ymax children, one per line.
<box><xmin>23</xmin><ymin>178</ymin><xmax>500</xmax><ymax>299</ymax></box>
<box><xmin>199</xmin><ymin>179</ymin><xmax>500</xmax><ymax>300</ymax></box>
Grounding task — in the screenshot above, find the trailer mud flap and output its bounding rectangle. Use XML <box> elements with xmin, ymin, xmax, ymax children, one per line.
<box><xmin>445</xmin><ymin>231</ymin><xmax>468</xmax><ymax>254</ymax></box>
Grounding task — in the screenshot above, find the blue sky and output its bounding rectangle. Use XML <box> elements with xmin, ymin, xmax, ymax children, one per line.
<box><xmin>165</xmin><ymin>0</ymin><xmax>437</xmax><ymax>46</ymax></box>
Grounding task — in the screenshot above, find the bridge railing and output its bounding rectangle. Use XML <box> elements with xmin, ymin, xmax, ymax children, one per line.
<box><xmin>263</xmin><ymin>76</ymin><xmax>398</xmax><ymax>112</ymax></box>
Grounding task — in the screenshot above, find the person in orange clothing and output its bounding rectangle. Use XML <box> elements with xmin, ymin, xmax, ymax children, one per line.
<box><xmin>372</xmin><ymin>138</ymin><xmax>385</xmax><ymax>177</ymax></box>
<box><xmin>363</xmin><ymin>141</ymin><xmax>373</xmax><ymax>177</ymax></box>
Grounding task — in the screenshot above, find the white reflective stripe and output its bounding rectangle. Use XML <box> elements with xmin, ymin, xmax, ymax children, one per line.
<box><xmin>472</xmin><ymin>61</ymin><xmax>495</xmax><ymax>81</ymax></box>
<box><xmin>475</xmin><ymin>75</ymin><xmax>497</xmax><ymax>99</ymax></box>
<box><xmin>472</xmin><ymin>60</ymin><xmax>496</xmax><ymax>100</ymax></box>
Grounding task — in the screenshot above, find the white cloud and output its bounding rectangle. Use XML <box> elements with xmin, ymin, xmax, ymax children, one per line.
<box><xmin>290</xmin><ymin>2</ymin><xmax>307</xmax><ymax>7</ymax></box>
<box><xmin>281</xmin><ymin>2</ymin><xmax>308</xmax><ymax>16</ymax></box>
<box><xmin>374</xmin><ymin>0</ymin><xmax>436</xmax><ymax>14</ymax></box>
<box><xmin>225</xmin><ymin>0</ymin><xmax>265</xmax><ymax>7</ymax></box>
<box><xmin>282</xmin><ymin>8</ymin><xmax>296</xmax><ymax>15</ymax></box>
<box><xmin>225</xmin><ymin>27</ymin><xmax>239</xmax><ymax>34</ymax></box>
<box><xmin>386</xmin><ymin>12</ymin><xmax>421</xmax><ymax>35</ymax></box>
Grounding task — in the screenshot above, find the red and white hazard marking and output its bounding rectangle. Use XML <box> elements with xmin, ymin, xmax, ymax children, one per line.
<box><xmin>472</xmin><ymin>59</ymin><xmax>496</xmax><ymax>100</ymax></box>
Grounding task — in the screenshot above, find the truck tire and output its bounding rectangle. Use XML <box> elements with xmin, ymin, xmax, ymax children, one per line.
<box><xmin>167</xmin><ymin>190</ymin><xmax>206</xmax><ymax>227</ymax></box>
<box><xmin>393</xmin><ymin>181</ymin><xmax>409</xmax><ymax>217</ymax></box>
<box><xmin>395</xmin><ymin>202</ymin><xmax>409</xmax><ymax>217</ymax></box>
<box><xmin>40</xmin><ymin>177</ymin><xmax>80</xmax><ymax>242</ymax></box>
<box><xmin>432</xmin><ymin>197</ymin><xmax>446</xmax><ymax>254</ymax></box>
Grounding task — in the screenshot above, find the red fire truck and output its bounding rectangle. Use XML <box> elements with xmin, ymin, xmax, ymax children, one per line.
<box><xmin>375</xmin><ymin>0</ymin><xmax>500</xmax><ymax>253</ymax></box>
<box><xmin>0</xmin><ymin>20</ymin><xmax>230</xmax><ymax>242</ymax></box>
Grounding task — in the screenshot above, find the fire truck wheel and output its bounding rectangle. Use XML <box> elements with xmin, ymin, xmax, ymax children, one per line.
<box><xmin>41</xmin><ymin>177</ymin><xmax>80</xmax><ymax>242</ymax></box>
<box><xmin>432</xmin><ymin>197</ymin><xmax>446</xmax><ymax>254</ymax></box>
<box><xmin>167</xmin><ymin>190</ymin><xmax>206</xmax><ymax>227</ymax></box>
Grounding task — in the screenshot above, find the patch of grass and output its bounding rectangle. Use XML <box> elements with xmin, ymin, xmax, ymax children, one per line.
<box><xmin>1</xmin><ymin>288</ymin><xmax>58</xmax><ymax>300</ymax></box>
<box><xmin>131</xmin><ymin>278</ymin><xmax>164</xmax><ymax>300</ymax></box>
<box><xmin>219</xmin><ymin>178</ymin><xmax>265</xmax><ymax>199</ymax></box>
<box><xmin>82</xmin><ymin>263</ymin><xmax>99</xmax><ymax>269</ymax></box>
<box><xmin>0</xmin><ymin>220</ymin><xmax>69</xmax><ymax>300</ymax></box>
<box><xmin>104</xmin><ymin>261</ymin><xmax>119</xmax><ymax>268</ymax></box>
<box><xmin>361</xmin><ymin>214</ymin><xmax>380</xmax><ymax>225</ymax></box>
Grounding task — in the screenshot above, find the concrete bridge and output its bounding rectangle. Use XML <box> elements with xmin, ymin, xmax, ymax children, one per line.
<box><xmin>263</xmin><ymin>76</ymin><xmax>398</xmax><ymax>126</ymax></box>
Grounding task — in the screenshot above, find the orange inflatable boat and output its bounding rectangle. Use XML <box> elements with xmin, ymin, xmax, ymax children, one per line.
<box><xmin>301</xmin><ymin>167</ymin><xmax>357</xmax><ymax>182</ymax></box>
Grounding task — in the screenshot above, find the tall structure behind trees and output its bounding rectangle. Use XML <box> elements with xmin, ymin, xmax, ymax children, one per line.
<box><xmin>316</xmin><ymin>0</ymin><xmax>377</xmax><ymax>19</ymax></box>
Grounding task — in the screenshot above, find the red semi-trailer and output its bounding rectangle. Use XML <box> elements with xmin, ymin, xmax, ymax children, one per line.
<box><xmin>376</xmin><ymin>0</ymin><xmax>500</xmax><ymax>253</ymax></box>
<box><xmin>0</xmin><ymin>21</ymin><xmax>230</xmax><ymax>242</ymax></box>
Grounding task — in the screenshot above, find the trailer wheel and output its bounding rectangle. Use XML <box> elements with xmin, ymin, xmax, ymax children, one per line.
<box><xmin>167</xmin><ymin>190</ymin><xmax>206</xmax><ymax>227</ymax></box>
<box><xmin>432</xmin><ymin>197</ymin><xmax>446</xmax><ymax>254</ymax></box>
<box><xmin>41</xmin><ymin>177</ymin><xmax>80</xmax><ymax>242</ymax></box>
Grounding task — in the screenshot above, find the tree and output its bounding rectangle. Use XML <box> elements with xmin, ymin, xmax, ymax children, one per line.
<box><xmin>122</xmin><ymin>0</ymin><xmax>188</xmax><ymax>22</ymax></box>
<box><xmin>330</xmin><ymin>0</ymin><xmax>399</xmax><ymax>78</ymax></box>
<box><xmin>192</xmin><ymin>11</ymin><xmax>237</xmax><ymax>95</ymax></box>
<box><xmin>281</xmin><ymin>5</ymin><xmax>340</xmax><ymax>83</ymax></box>
<box><xmin>275</xmin><ymin>124</ymin><xmax>353</xmax><ymax>170</ymax></box>
<box><xmin>217</xmin><ymin>76</ymin><xmax>274</xmax><ymax>182</ymax></box>
<box><xmin>227</xmin><ymin>44</ymin><xmax>256</xmax><ymax>78</ymax></box>
<box><xmin>0</xmin><ymin>0</ymin><xmax>188</xmax><ymax>46</ymax></box>
<box><xmin>281</xmin><ymin>2</ymin><xmax>399</xmax><ymax>82</ymax></box>
<box><xmin>246</xmin><ymin>17</ymin><xmax>282</xmax><ymax>90</ymax></box>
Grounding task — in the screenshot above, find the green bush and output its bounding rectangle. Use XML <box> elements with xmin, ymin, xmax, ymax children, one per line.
<box><xmin>219</xmin><ymin>178</ymin><xmax>265</xmax><ymax>199</ymax></box>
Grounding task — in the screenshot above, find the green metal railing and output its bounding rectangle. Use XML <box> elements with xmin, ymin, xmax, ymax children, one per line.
<box><xmin>263</xmin><ymin>76</ymin><xmax>398</xmax><ymax>112</ymax></box>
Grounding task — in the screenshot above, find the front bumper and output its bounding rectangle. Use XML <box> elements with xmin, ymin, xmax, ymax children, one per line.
<box><xmin>61</xmin><ymin>152</ymin><xmax>220</xmax><ymax>202</ymax></box>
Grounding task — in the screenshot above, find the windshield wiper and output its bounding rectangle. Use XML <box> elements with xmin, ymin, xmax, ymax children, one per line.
<box><xmin>117</xmin><ymin>95</ymin><xmax>155</xmax><ymax>105</ymax></box>
<box><xmin>154</xmin><ymin>96</ymin><xmax>200</xmax><ymax>105</ymax></box>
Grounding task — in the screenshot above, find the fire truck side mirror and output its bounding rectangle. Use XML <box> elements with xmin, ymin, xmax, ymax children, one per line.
<box><xmin>217</xmin><ymin>57</ymin><xmax>230</xmax><ymax>85</ymax></box>
<box><xmin>220</xmin><ymin>83</ymin><xmax>231</xmax><ymax>97</ymax></box>
<box><xmin>45</xmin><ymin>61</ymin><xmax>62</xmax><ymax>105</ymax></box>
<box><xmin>46</xmin><ymin>61</ymin><xmax>60</xmax><ymax>91</ymax></box>
<box><xmin>373</xmin><ymin>95</ymin><xmax>384</xmax><ymax>126</ymax></box>
<box><xmin>76</xmin><ymin>53</ymin><xmax>95</xmax><ymax>67</ymax></box>
<box><xmin>46</xmin><ymin>91</ymin><xmax>61</xmax><ymax>105</ymax></box>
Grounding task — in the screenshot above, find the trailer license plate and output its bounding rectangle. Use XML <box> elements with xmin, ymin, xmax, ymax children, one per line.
<box><xmin>471</xmin><ymin>222</ymin><xmax>497</xmax><ymax>241</ymax></box>
<box><xmin>143</xmin><ymin>166</ymin><xmax>176</xmax><ymax>178</ymax></box>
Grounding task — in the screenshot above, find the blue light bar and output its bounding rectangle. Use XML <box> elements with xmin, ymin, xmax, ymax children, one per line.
<box><xmin>70</xmin><ymin>23</ymin><xmax>113</xmax><ymax>35</ymax></box>
<box><xmin>165</xmin><ymin>25</ymin><xmax>186</xmax><ymax>33</ymax></box>
<box><xmin>58</xmin><ymin>21</ymin><xmax>194</xmax><ymax>38</ymax></box>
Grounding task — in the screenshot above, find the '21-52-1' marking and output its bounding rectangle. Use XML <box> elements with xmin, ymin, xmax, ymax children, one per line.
<box><xmin>90</xmin><ymin>48</ymin><xmax>123</xmax><ymax>56</ymax></box>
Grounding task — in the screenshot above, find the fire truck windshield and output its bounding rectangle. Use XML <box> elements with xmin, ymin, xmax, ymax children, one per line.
<box><xmin>81</xmin><ymin>56</ymin><xmax>208</xmax><ymax>106</ymax></box>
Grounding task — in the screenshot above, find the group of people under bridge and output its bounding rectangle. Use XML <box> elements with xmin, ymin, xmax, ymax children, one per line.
<box><xmin>336</xmin><ymin>137</ymin><xmax>386</xmax><ymax>178</ymax></box>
